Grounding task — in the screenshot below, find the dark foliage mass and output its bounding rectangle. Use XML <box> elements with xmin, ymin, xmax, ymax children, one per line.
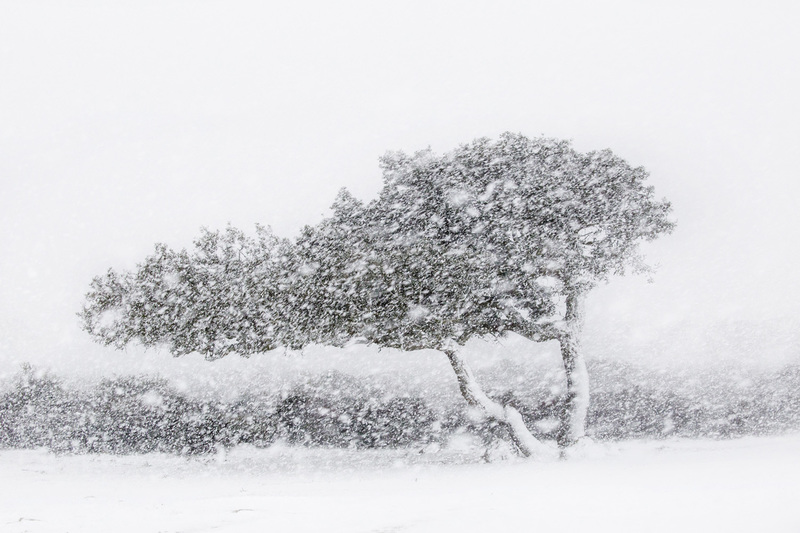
<box><xmin>586</xmin><ymin>361</ymin><xmax>800</xmax><ymax>440</ymax></box>
<box><xmin>275</xmin><ymin>372</ymin><xmax>436</xmax><ymax>448</ymax></box>
<box><xmin>80</xmin><ymin>134</ymin><xmax>673</xmax><ymax>356</ymax></box>
<box><xmin>0</xmin><ymin>366</ymin><xmax>436</xmax><ymax>454</ymax></box>
<box><xmin>2</xmin><ymin>362</ymin><xmax>798</xmax><ymax>455</ymax></box>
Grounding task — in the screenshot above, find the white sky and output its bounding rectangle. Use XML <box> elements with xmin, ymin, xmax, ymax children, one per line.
<box><xmin>1</xmin><ymin>1</ymin><xmax>799</xmax><ymax>375</ymax></box>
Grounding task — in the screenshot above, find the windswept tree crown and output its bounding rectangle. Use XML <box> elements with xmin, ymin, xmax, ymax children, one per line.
<box><xmin>81</xmin><ymin>133</ymin><xmax>673</xmax><ymax>358</ymax></box>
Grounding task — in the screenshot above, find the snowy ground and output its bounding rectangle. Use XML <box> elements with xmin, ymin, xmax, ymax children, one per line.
<box><xmin>2</xmin><ymin>435</ymin><xmax>799</xmax><ymax>533</ymax></box>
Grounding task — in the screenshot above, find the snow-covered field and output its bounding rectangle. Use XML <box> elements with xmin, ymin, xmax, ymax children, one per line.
<box><xmin>2</xmin><ymin>435</ymin><xmax>799</xmax><ymax>533</ymax></box>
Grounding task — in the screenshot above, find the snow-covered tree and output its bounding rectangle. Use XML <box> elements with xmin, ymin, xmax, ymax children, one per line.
<box><xmin>81</xmin><ymin>133</ymin><xmax>673</xmax><ymax>456</ymax></box>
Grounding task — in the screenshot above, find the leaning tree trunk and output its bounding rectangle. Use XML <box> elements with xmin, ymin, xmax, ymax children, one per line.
<box><xmin>557</xmin><ymin>290</ymin><xmax>590</xmax><ymax>447</ymax></box>
<box><xmin>442</xmin><ymin>343</ymin><xmax>554</xmax><ymax>458</ymax></box>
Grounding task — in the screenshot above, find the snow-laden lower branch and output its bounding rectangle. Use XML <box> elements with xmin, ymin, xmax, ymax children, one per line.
<box><xmin>442</xmin><ymin>341</ymin><xmax>556</xmax><ymax>459</ymax></box>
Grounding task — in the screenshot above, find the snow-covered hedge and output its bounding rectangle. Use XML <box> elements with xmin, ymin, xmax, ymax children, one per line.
<box><xmin>2</xmin><ymin>361</ymin><xmax>799</xmax><ymax>454</ymax></box>
<box><xmin>0</xmin><ymin>366</ymin><xmax>437</xmax><ymax>454</ymax></box>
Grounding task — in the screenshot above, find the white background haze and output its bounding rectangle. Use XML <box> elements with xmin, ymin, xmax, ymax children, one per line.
<box><xmin>2</xmin><ymin>1</ymin><xmax>799</xmax><ymax>378</ymax></box>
